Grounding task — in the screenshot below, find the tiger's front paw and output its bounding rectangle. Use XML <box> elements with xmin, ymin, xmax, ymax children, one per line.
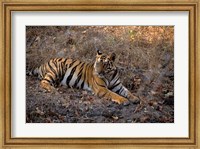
<box><xmin>129</xmin><ymin>95</ymin><xmax>140</xmax><ymax>104</ymax></box>
<box><xmin>111</xmin><ymin>97</ymin><xmax>130</xmax><ymax>106</ymax></box>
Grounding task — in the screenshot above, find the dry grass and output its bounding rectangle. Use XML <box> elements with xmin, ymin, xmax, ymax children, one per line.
<box><xmin>26</xmin><ymin>26</ymin><xmax>173</xmax><ymax>67</ymax></box>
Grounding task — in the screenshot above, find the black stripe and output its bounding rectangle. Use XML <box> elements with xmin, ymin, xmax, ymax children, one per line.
<box><xmin>111</xmin><ymin>69</ymin><xmax>118</xmax><ymax>81</ymax></box>
<box><xmin>102</xmin><ymin>78</ymin><xmax>108</xmax><ymax>86</ymax></box>
<box><xmin>46</xmin><ymin>74</ymin><xmax>55</xmax><ymax>84</ymax></box>
<box><xmin>109</xmin><ymin>80</ymin><xmax>120</xmax><ymax>90</ymax></box>
<box><xmin>58</xmin><ymin>58</ymin><xmax>63</xmax><ymax>62</ymax></box>
<box><xmin>81</xmin><ymin>64</ymin><xmax>88</xmax><ymax>89</ymax></box>
<box><xmin>77</xmin><ymin>63</ymin><xmax>85</xmax><ymax>76</ymax></box>
<box><xmin>115</xmin><ymin>86</ymin><xmax>123</xmax><ymax>94</ymax></box>
<box><xmin>73</xmin><ymin>63</ymin><xmax>85</xmax><ymax>88</ymax></box>
<box><xmin>52</xmin><ymin>59</ymin><xmax>58</xmax><ymax>69</ymax></box>
<box><xmin>58</xmin><ymin>59</ymin><xmax>65</xmax><ymax>78</ymax></box>
<box><xmin>52</xmin><ymin>59</ymin><xmax>59</xmax><ymax>76</ymax></box>
<box><xmin>94</xmin><ymin>79</ymin><xmax>106</xmax><ymax>88</ymax></box>
<box><xmin>60</xmin><ymin>61</ymin><xmax>65</xmax><ymax>69</ymax></box>
<box><xmin>111</xmin><ymin>77</ymin><xmax>120</xmax><ymax>86</ymax></box>
<box><xmin>42</xmin><ymin>78</ymin><xmax>51</xmax><ymax>83</ymax></box>
<box><xmin>81</xmin><ymin>81</ymin><xmax>84</xmax><ymax>89</ymax></box>
<box><xmin>63</xmin><ymin>59</ymin><xmax>68</xmax><ymax>65</ymax></box>
<box><xmin>100</xmin><ymin>92</ymin><xmax>107</xmax><ymax>98</ymax></box>
<box><xmin>58</xmin><ymin>63</ymin><xmax>64</xmax><ymax>82</ymax></box>
<box><xmin>48</xmin><ymin>62</ymin><xmax>58</xmax><ymax>79</ymax></box>
<box><xmin>58</xmin><ymin>62</ymin><xmax>62</xmax><ymax>77</ymax></box>
<box><xmin>119</xmin><ymin>87</ymin><xmax>124</xmax><ymax>94</ymax></box>
<box><xmin>86</xmin><ymin>64</ymin><xmax>93</xmax><ymax>87</ymax></box>
<box><xmin>68</xmin><ymin>60</ymin><xmax>76</xmax><ymax>68</ymax></box>
<box><xmin>66</xmin><ymin>62</ymin><xmax>81</xmax><ymax>86</ymax></box>
<box><xmin>73</xmin><ymin>73</ymin><xmax>82</xmax><ymax>88</ymax></box>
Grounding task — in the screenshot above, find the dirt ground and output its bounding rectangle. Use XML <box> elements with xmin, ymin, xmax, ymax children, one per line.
<box><xmin>26</xmin><ymin>26</ymin><xmax>174</xmax><ymax>123</ymax></box>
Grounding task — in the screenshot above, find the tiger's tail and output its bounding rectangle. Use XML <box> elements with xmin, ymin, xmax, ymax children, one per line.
<box><xmin>26</xmin><ymin>67</ymin><xmax>40</xmax><ymax>76</ymax></box>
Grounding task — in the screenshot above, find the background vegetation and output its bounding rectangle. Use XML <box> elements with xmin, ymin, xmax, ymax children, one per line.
<box><xmin>26</xmin><ymin>26</ymin><xmax>174</xmax><ymax>123</ymax></box>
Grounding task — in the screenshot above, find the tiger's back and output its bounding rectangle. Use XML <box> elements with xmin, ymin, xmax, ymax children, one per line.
<box><xmin>32</xmin><ymin>58</ymin><xmax>94</xmax><ymax>91</ymax></box>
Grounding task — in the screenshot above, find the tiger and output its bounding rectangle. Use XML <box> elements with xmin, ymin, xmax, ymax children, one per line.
<box><xmin>28</xmin><ymin>50</ymin><xmax>140</xmax><ymax>105</ymax></box>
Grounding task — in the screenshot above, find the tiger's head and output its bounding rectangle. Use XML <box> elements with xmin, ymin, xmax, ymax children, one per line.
<box><xmin>94</xmin><ymin>50</ymin><xmax>117</xmax><ymax>77</ymax></box>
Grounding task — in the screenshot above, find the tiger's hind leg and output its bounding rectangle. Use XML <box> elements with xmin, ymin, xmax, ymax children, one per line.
<box><xmin>40</xmin><ymin>80</ymin><xmax>55</xmax><ymax>92</ymax></box>
<box><xmin>40</xmin><ymin>73</ymin><xmax>57</xmax><ymax>92</ymax></box>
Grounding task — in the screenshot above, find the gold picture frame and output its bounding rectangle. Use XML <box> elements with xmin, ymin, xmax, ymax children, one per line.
<box><xmin>0</xmin><ymin>0</ymin><xmax>199</xmax><ymax>148</ymax></box>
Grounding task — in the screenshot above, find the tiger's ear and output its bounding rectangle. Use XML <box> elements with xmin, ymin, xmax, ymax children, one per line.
<box><xmin>110</xmin><ymin>53</ymin><xmax>116</xmax><ymax>61</ymax></box>
<box><xmin>97</xmin><ymin>50</ymin><xmax>102</xmax><ymax>55</ymax></box>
